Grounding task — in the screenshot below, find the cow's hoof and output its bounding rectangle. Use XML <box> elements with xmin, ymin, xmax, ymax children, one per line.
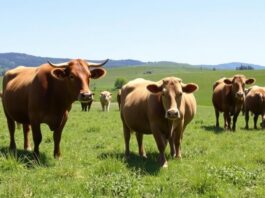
<box><xmin>171</xmin><ymin>152</ymin><xmax>176</xmax><ymax>158</ymax></box>
<box><xmin>161</xmin><ymin>161</ymin><xmax>168</xmax><ymax>168</ymax></box>
<box><xmin>140</xmin><ymin>154</ymin><xmax>147</xmax><ymax>159</ymax></box>
<box><xmin>125</xmin><ymin>153</ymin><xmax>130</xmax><ymax>160</ymax></box>
<box><xmin>54</xmin><ymin>154</ymin><xmax>61</xmax><ymax>159</ymax></box>
<box><xmin>24</xmin><ymin>147</ymin><xmax>32</xmax><ymax>151</ymax></box>
<box><xmin>9</xmin><ymin>147</ymin><xmax>17</xmax><ymax>156</ymax></box>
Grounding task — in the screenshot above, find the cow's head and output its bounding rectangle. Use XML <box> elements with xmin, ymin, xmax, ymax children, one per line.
<box><xmin>48</xmin><ymin>59</ymin><xmax>107</xmax><ymax>101</ymax></box>
<box><xmin>101</xmin><ymin>91</ymin><xmax>112</xmax><ymax>101</ymax></box>
<box><xmin>147</xmin><ymin>77</ymin><xmax>198</xmax><ymax>120</ymax></box>
<box><xmin>224</xmin><ymin>75</ymin><xmax>255</xmax><ymax>101</ymax></box>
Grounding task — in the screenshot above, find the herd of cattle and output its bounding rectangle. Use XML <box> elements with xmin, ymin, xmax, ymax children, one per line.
<box><xmin>0</xmin><ymin>59</ymin><xmax>263</xmax><ymax>167</ymax></box>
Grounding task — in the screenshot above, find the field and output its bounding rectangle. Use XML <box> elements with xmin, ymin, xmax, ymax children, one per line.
<box><xmin>1</xmin><ymin>66</ymin><xmax>265</xmax><ymax>197</ymax></box>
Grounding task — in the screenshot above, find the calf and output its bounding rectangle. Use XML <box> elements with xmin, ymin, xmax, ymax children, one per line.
<box><xmin>120</xmin><ymin>77</ymin><xmax>198</xmax><ymax>167</ymax></box>
<box><xmin>100</xmin><ymin>91</ymin><xmax>112</xmax><ymax>112</ymax></box>
<box><xmin>212</xmin><ymin>75</ymin><xmax>255</xmax><ymax>131</ymax></box>
<box><xmin>245</xmin><ymin>86</ymin><xmax>265</xmax><ymax>129</ymax></box>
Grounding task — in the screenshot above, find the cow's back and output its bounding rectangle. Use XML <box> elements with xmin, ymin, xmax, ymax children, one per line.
<box><xmin>2</xmin><ymin>66</ymin><xmax>37</xmax><ymax>123</ymax></box>
<box><xmin>121</xmin><ymin>78</ymin><xmax>153</xmax><ymax>134</ymax></box>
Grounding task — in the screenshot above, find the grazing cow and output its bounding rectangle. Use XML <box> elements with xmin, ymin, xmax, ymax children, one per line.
<box><xmin>100</xmin><ymin>91</ymin><xmax>112</xmax><ymax>111</ymax></box>
<box><xmin>79</xmin><ymin>93</ymin><xmax>94</xmax><ymax>111</ymax></box>
<box><xmin>244</xmin><ymin>86</ymin><xmax>265</xmax><ymax>129</ymax></box>
<box><xmin>117</xmin><ymin>89</ymin><xmax>121</xmax><ymax>110</ymax></box>
<box><xmin>120</xmin><ymin>77</ymin><xmax>198</xmax><ymax>167</ymax></box>
<box><xmin>212</xmin><ymin>75</ymin><xmax>255</xmax><ymax>131</ymax></box>
<box><xmin>2</xmin><ymin>59</ymin><xmax>108</xmax><ymax>158</ymax></box>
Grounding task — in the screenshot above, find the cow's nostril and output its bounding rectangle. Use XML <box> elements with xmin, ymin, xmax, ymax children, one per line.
<box><xmin>167</xmin><ymin>109</ymin><xmax>179</xmax><ymax>118</ymax></box>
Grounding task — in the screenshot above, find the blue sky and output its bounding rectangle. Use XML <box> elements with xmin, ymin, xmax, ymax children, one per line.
<box><xmin>1</xmin><ymin>0</ymin><xmax>265</xmax><ymax>65</ymax></box>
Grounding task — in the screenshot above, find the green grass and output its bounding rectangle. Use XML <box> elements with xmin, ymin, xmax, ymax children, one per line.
<box><xmin>0</xmin><ymin>66</ymin><xmax>265</xmax><ymax>197</ymax></box>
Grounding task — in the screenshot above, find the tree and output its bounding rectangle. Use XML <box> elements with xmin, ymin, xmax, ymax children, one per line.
<box><xmin>114</xmin><ymin>78</ymin><xmax>127</xmax><ymax>89</ymax></box>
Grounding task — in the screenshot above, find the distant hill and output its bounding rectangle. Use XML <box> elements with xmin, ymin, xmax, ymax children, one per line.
<box><xmin>0</xmin><ymin>53</ymin><xmax>145</xmax><ymax>69</ymax></box>
<box><xmin>202</xmin><ymin>62</ymin><xmax>265</xmax><ymax>70</ymax></box>
<box><xmin>0</xmin><ymin>52</ymin><xmax>264</xmax><ymax>70</ymax></box>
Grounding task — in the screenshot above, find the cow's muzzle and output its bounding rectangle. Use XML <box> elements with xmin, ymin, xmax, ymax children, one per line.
<box><xmin>166</xmin><ymin>109</ymin><xmax>180</xmax><ymax>120</ymax></box>
<box><xmin>236</xmin><ymin>92</ymin><xmax>244</xmax><ymax>100</ymax></box>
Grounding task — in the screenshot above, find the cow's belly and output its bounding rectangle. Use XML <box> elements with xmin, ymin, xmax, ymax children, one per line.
<box><xmin>3</xmin><ymin>93</ymin><xmax>30</xmax><ymax>123</ymax></box>
<box><xmin>4</xmin><ymin>107</ymin><xmax>30</xmax><ymax>124</ymax></box>
<box><xmin>122</xmin><ymin>105</ymin><xmax>152</xmax><ymax>134</ymax></box>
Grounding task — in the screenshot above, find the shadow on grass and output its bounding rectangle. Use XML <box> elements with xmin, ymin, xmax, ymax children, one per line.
<box><xmin>0</xmin><ymin>147</ymin><xmax>51</xmax><ymax>168</ymax></box>
<box><xmin>98</xmin><ymin>152</ymin><xmax>161</xmax><ymax>175</ymax></box>
<box><xmin>201</xmin><ymin>125</ymin><xmax>225</xmax><ymax>134</ymax></box>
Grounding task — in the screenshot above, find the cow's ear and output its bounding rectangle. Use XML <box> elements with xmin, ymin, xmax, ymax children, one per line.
<box><xmin>182</xmin><ymin>83</ymin><xmax>198</xmax><ymax>93</ymax></box>
<box><xmin>51</xmin><ymin>68</ymin><xmax>66</xmax><ymax>80</ymax></box>
<box><xmin>245</xmin><ymin>78</ymin><xmax>255</xmax><ymax>85</ymax></box>
<box><xmin>90</xmin><ymin>68</ymin><xmax>106</xmax><ymax>79</ymax></box>
<box><xmin>224</xmin><ymin>79</ymin><xmax>232</xmax><ymax>84</ymax></box>
<box><xmin>147</xmin><ymin>84</ymin><xmax>163</xmax><ymax>93</ymax></box>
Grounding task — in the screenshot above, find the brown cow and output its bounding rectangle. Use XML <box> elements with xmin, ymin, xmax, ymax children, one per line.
<box><xmin>244</xmin><ymin>86</ymin><xmax>265</xmax><ymax>129</ymax></box>
<box><xmin>117</xmin><ymin>89</ymin><xmax>121</xmax><ymax>110</ymax></box>
<box><xmin>79</xmin><ymin>93</ymin><xmax>94</xmax><ymax>111</ymax></box>
<box><xmin>212</xmin><ymin>75</ymin><xmax>255</xmax><ymax>131</ymax></box>
<box><xmin>100</xmin><ymin>91</ymin><xmax>112</xmax><ymax>112</ymax></box>
<box><xmin>2</xmin><ymin>59</ymin><xmax>108</xmax><ymax>158</ymax></box>
<box><xmin>120</xmin><ymin>77</ymin><xmax>198</xmax><ymax>167</ymax></box>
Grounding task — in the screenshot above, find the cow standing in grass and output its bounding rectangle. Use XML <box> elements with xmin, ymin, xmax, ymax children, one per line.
<box><xmin>244</xmin><ymin>86</ymin><xmax>265</xmax><ymax>129</ymax></box>
<box><xmin>212</xmin><ymin>75</ymin><xmax>255</xmax><ymax>131</ymax></box>
<box><xmin>2</xmin><ymin>59</ymin><xmax>108</xmax><ymax>158</ymax></box>
<box><xmin>120</xmin><ymin>77</ymin><xmax>198</xmax><ymax>167</ymax></box>
<box><xmin>100</xmin><ymin>91</ymin><xmax>112</xmax><ymax>112</ymax></box>
<box><xmin>79</xmin><ymin>93</ymin><xmax>94</xmax><ymax>111</ymax></box>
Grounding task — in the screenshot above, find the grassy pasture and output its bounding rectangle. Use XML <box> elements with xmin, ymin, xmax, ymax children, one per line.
<box><xmin>0</xmin><ymin>66</ymin><xmax>265</xmax><ymax>197</ymax></box>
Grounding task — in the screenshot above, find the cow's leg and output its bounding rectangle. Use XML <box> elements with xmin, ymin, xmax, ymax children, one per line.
<box><xmin>245</xmin><ymin>110</ymin><xmax>249</xmax><ymax>129</ymax></box>
<box><xmin>136</xmin><ymin>132</ymin><xmax>146</xmax><ymax>158</ymax></box>
<box><xmin>215</xmin><ymin>109</ymin><xmax>220</xmax><ymax>128</ymax></box>
<box><xmin>31</xmin><ymin>123</ymin><xmax>42</xmax><ymax>158</ymax></box>
<box><xmin>232</xmin><ymin>112</ymin><xmax>240</xmax><ymax>131</ymax></box>
<box><xmin>7</xmin><ymin>117</ymin><xmax>16</xmax><ymax>151</ymax></box>
<box><xmin>254</xmin><ymin>114</ymin><xmax>259</xmax><ymax>129</ymax></box>
<box><xmin>81</xmin><ymin>103</ymin><xmax>84</xmax><ymax>111</ymax></box>
<box><xmin>53</xmin><ymin>112</ymin><xmax>68</xmax><ymax>158</ymax></box>
<box><xmin>223</xmin><ymin>112</ymin><xmax>229</xmax><ymax>130</ymax></box>
<box><xmin>152</xmin><ymin>130</ymin><xmax>168</xmax><ymax>168</ymax></box>
<box><xmin>23</xmin><ymin>124</ymin><xmax>31</xmax><ymax>151</ymax></box>
<box><xmin>107</xmin><ymin>103</ymin><xmax>110</xmax><ymax>112</ymax></box>
<box><xmin>223</xmin><ymin>111</ymin><xmax>232</xmax><ymax>130</ymax></box>
<box><xmin>227</xmin><ymin>114</ymin><xmax>231</xmax><ymax>130</ymax></box>
<box><xmin>169</xmin><ymin>134</ymin><xmax>176</xmax><ymax>158</ymax></box>
<box><xmin>173</xmin><ymin>122</ymin><xmax>184</xmax><ymax>159</ymax></box>
<box><xmin>88</xmin><ymin>103</ymin><xmax>91</xmax><ymax>111</ymax></box>
<box><xmin>101</xmin><ymin>103</ymin><xmax>104</xmax><ymax>111</ymax></box>
<box><xmin>121</xmin><ymin>121</ymin><xmax>131</xmax><ymax>159</ymax></box>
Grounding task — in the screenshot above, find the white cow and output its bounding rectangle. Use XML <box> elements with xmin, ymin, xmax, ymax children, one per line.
<box><xmin>100</xmin><ymin>91</ymin><xmax>112</xmax><ymax>112</ymax></box>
